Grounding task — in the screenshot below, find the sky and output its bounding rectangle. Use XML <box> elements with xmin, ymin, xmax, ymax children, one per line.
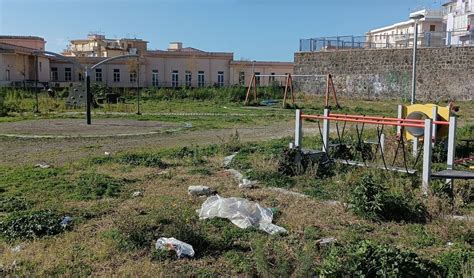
<box><xmin>0</xmin><ymin>0</ymin><xmax>444</xmax><ymax>61</ymax></box>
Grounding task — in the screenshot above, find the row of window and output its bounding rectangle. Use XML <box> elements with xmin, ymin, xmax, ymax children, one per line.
<box><xmin>50</xmin><ymin>68</ymin><xmax>225</xmax><ymax>87</ymax></box>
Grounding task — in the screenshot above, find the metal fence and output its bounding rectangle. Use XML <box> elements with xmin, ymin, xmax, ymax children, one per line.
<box><xmin>299</xmin><ymin>30</ymin><xmax>474</xmax><ymax>52</ymax></box>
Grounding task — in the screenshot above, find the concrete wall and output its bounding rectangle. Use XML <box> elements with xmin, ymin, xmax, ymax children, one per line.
<box><xmin>294</xmin><ymin>47</ymin><xmax>473</xmax><ymax>101</ymax></box>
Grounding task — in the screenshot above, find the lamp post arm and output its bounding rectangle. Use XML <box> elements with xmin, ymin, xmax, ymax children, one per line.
<box><xmin>89</xmin><ymin>54</ymin><xmax>139</xmax><ymax>73</ymax></box>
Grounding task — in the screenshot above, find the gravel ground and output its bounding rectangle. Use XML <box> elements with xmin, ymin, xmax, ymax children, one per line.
<box><xmin>0</xmin><ymin>121</ymin><xmax>298</xmax><ymax>166</ymax></box>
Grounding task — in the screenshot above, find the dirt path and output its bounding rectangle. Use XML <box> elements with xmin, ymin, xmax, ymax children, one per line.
<box><xmin>0</xmin><ymin>122</ymin><xmax>299</xmax><ymax>167</ymax></box>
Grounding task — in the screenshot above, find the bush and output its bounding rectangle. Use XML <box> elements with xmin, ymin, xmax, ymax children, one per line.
<box><xmin>116</xmin><ymin>153</ymin><xmax>167</xmax><ymax>168</ymax></box>
<box><xmin>0</xmin><ymin>210</ymin><xmax>66</xmax><ymax>240</ymax></box>
<box><xmin>0</xmin><ymin>196</ymin><xmax>30</xmax><ymax>213</ymax></box>
<box><xmin>72</xmin><ymin>172</ymin><xmax>125</xmax><ymax>200</ymax></box>
<box><xmin>437</xmin><ymin>248</ymin><xmax>473</xmax><ymax>278</ymax></box>
<box><xmin>318</xmin><ymin>240</ymin><xmax>443</xmax><ymax>277</ymax></box>
<box><xmin>350</xmin><ymin>173</ymin><xmax>428</xmax><ymax>223</ymax></box>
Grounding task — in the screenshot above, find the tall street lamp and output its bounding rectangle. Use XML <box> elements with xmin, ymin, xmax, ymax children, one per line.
<box><xmin>85</xmin><ymin>54</ymin><xmax>138</xmax><ymax>124</ymax></box>
<box><xmin>409</xmin><ymin>12</ymin><xmax>425</xmax><ymax>104</ymax></box>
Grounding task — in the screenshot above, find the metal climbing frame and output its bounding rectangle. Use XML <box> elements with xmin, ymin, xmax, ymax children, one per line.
<box><xmin>244</xmin><ymin>73</ymin><xmax>340</xmax><ymax>108</ymax></box>
<box><xmin>293</xmin><ymin>108</ymin><xmax>456</xmax><ymax>195</ymax></box>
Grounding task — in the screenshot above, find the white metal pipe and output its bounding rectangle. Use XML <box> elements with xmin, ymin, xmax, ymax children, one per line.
<box><xmin>422</xmin><ymin>118</ymin><xmax>433</xmax><ymax>195</ymax></box>
<box><xmin>396</xmin><ymin>104</ymin><xmax>403</xmax><ymax>137</ymax></box>
<box><xmin>322</xmin><ymin>108</ymin><xmax>330</xmax><ymax>153</ymax></box>
<box><xmin>413</xmin><ymin>138</ymin><xmax>419</xmax><ymax>158</ymax></box>
<box><xmin>431</xmin><ymin>105</ymin><xmax>438</xmax><ymax>146</ymax></box>
<box><xmin>446</xmin><ymin>116</ymin><xmax>457</xmax><ymax>186</ymax></box>
<box><xmin>295</xmin><ymin>109</ymin><xmax>302</xmax><ymax>148</ymax></box>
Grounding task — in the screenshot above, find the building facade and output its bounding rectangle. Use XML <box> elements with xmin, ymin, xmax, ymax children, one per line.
<box><xmin>365</xmin><ymin>9</ymin><xmax>445</xmax><ymax>48</ymax></box>
<box><xmin>0</xmin><ymin>34</ymin><xmax>293</xmax><ymax>89</ymax></box>
<box><xmin>443</xmin><ymin>0</ymin><xmax>474</xmax><ymax>46</ymax></box>
<box><xmin>0</xmin><ymin>36</ymin><xmax>50</xmax><ymax>87</ymax></box>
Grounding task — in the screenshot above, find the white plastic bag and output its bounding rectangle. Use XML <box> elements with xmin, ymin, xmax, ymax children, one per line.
<box><xmin>155</xmin><ymin>237</ymin><xmax>195</xmax><ymax>258</ymax></box>
<box><xmin>197</xmin><ymin>195</ymin><xmax>287</xmax><ymax>235</ymax></box>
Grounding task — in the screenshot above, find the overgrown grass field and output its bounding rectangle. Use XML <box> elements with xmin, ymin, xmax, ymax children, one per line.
<box><xmin>0</xmin><ymin>88</ymin><xmax>473</xmax><ymax>276</ymax></box>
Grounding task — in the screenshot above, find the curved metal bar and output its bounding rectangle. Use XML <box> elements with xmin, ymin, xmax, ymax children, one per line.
<box><xmin>32</xmin><ymin>50</ymin><xmax>86</xmax><ymax>70</ymax></box>
<box><xmin>89</xmin><ymin>54</ymin><xmax>138</xmax><ymax>71</ymax></box>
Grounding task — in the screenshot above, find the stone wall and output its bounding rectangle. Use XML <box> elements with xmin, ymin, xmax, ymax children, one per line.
<box><xmin>294</xmin><ymin>47</ymin><xmax>473</xmax><ymax>101</ymax></box>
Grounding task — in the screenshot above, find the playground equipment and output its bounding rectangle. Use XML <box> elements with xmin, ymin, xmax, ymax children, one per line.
<box><xmin>244</xmin><ymin>73</ymin><xmax>341</xmax><ymax>108</ymax></box>
<box><xmin>292</xmin><ymin>106</ymin><xmax>473</xmax><ymax>195</ymax></box>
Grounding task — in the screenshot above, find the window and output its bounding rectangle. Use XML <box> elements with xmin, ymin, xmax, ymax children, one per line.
<box><xmin>5</xmin><ymin>69</ymin><xmax>10</xmax><ymax>81</ymax></box>
<box><xmin>130</xmin><ymin>71</ymin><xmax>137</xmax><ymax>83</ymax></box>
<box><xmin>78</xmin><ymin>72</ymin><xmax>84</xmax><ymax>81</ymax></box>
<box><xmin>152</xmin><ymin>70</ymin><xmax>159</xmax><ymax>87</ymax></box>
<box><xmin>198</xmin><ymin>71</ymin><xmax>205</xmax><ymax>87</ymax></box>
<box><xmin>238</xmin><ymin>72</ymin><xmax>245</xmax><ymax>85</ymax></box>
<box><xmin>430</xmin><ymin>25</ymin><xmax>436</xmax><ymax>32</ymax></box>
<box><xmin>269</xmin><ymin>73</ymin><xmax>276</xmax><ymax>85</ymax></box>
<box><xmin>255</xmin><ymin>72</ymin><xmax>261</xmax><ymax>86</ymax></box>
<box><xmin>185</xmin><ymin>70</ymin><xmax>192</xmax><ymax>87</ymax></box>
<box><xmin>51</xmin><ymin>67</ymin><xmax>58</xmax><ymax>81</ymax></box>
<box><xmin>95</xmin><ymin>68</ymin><xmax>102</xmax><ymax>82</ymax></box>
<box><xmin>113</xmin><ymin>69</ymin><xmax>120</xmax><ymax>82</ymax></box>
<box><xmin>172</xmin><ymin>70</ymin><xmax>179</xmax><ymax>87</ymax></box>
<box><xmin>217</xmin><ymin>71</ymin><xmax>224</xmax><ymax>87</ymax></box>
<box><xmin>65</xmin><ymin>68</ymin><xmax>72</xmax><ymax>81</ymax></box>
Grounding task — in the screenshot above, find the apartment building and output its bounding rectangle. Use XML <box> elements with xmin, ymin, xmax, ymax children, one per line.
<box><xmin>0</xmin><ymin>36</ymin><xmax>50</xmax><ymax>87</ymax></box>
<box><xmin>443</xmin><ymin>0</ymin><xmax>474</xmax><ymax>45</ymax></box>
<box><xmin>43</xmin><ymin>34</ymin><xmax>293</xmax><ymax>89</ymax></box>
<box><xmin>366</xmin><ymin>9</ymin><xmax>445</xmax><ymax>48</ymax></box>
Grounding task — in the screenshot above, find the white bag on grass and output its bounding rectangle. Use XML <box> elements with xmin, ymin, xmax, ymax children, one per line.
<box><xmin>197</xmin><ymin>195</ymin><xmax>287</xmax><ymax>235</ymax></box>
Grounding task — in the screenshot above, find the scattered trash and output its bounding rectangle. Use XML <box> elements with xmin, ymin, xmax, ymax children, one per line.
<box><xmin>131</xmin><ymin>191</ymin><xmax>143</xmax><ymax>198</ymax></box>
<box><xmin>104</xmin><ymin>152</ymin><xmax>111</xmax><ymax>156</ymax></box>
<box><xmin>11</xmin><ymin>245</ymin><xmax>22</xmax><ymax>253</ymax></box>
<box><xmin>269</xmin><ymin>187</ymin><xmax>309</xmax><ymax>199</ymax></box>
<box><xmin>260</xmin><ymin>99</ymin><xmax>279</xmax><ymax>106</ymax></box>
<box><xmin>239</xmin><ymin>178</ymin><xmax>257</xmax><ymax>188</ymax></box>
<box><xmin>225</xmin><ymin>169</ymin><xmax>244</xmax><ymax>181</ymax></box>
<box><xmin>35</xmin><ymin>162</ymin><xmax>50</xmax><ymax>169</ymax></box>
<box><xmin>316</xmin><ymin>237</ymin><xmax>337</xmax><ymax>246</ymax></box>
<box><xmin>183</xmin><ymin>122</ymin><xmax>193</xmax><ymax>128</ymax></box>
<box><xmin>197</xmin><ymin>195</ymin><xmax>287</xmax><ymax>235</ymax></box>
<box><xmin>225</xmin><ymin>169</ymin><xmax>257</xmax><ymax>188</ymax></box>
<box><xmin>156</xmin><ymin>237</ymin><xmax>195</xmax><ymax>258</ymax></box>
<box><xmin>188</xmin><ymin>186</ymin><xmax>212</xmax><ymax>196</ymax></box>
<box><xmin>223</xmin><ymin>152</ymin><xmax>238</xmax><ymax>168</ymax></box>
<box><xmin>446</xmin><ymin>242</ymin><xmax>454</xmax><ymax>247</ymax></box>
<box><xmin>60</xmin><ymin>216</ymin><xmax>73</xmax><ymax>228</ymax></box>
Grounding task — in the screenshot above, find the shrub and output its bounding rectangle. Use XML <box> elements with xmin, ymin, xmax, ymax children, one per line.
<box><xmin>0</xmin><ymin>196</ymin><xmax>30</xmax><ymax>213</ymax></box>
<box><xmin>116</xmin><ymin>153</ymin><xmax>167</xmax><ymax>168</ymax></box>
<box><xmin>0</xmin><ymin>210</ymin><xmax>66</xmax><ymax>240</ymax></box>
<box><xmin>437</xmin><ymin>248</ymin><xmax>473</xmax><ymax>278</ymax></box>
<box><xmin>318</xmin><ymin>240</ymin><xmax>443</xmax><ymax>277</ymax></box>
<box><xmin>349</xmin><ymin>173</ymin><xmax>428</xmax><ymax>223</ymax></box>
<box><xmin>72</xmin><ymin>172</ymin><xmax>125</xmax><ymax>200</ymax></box>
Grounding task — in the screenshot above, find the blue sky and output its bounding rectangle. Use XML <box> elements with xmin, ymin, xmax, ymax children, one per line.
<box><xmin>0</xmin><ymin>0</ymin><xmax>443</xmax><ymax>61</ymax></box>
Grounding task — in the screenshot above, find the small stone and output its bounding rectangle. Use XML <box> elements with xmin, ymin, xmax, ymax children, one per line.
<box><xmin>316</xmin><ymin>237</ymin><xmax>337</xmax><ymax>246</ymax></box>
<box><xmin>131</xmin><ymin>191</ymin><xmax>143</xmax><ymax>197</ymax></box>
<box><xmin>188</xmin><ymin>186</ymin><xmax>212</xmax><ymax>196</ymax></box>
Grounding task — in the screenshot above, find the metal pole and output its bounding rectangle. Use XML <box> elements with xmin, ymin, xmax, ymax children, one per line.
<box><xmin>86</xmin><ymin>70</ymin><xmax>91</xmax><ymax>125</ymax></box>
<box><xmin>322</xmin><ymin>108</ymin><xmax>330</xmax><ymax>153</ymax></box>
<box><xmin>294</xmin><ymin>109</ymin><xmax>302</xmax><ymax>148</ymax></box>
<box><xmin>396</xmin><ymin>104</ymin><xmax>403</xmax><ymax>138</ymax></box>
<box><xmin>411</xmin><ymin>20</ymin><xmax>419</xmax><ymax>105</ymax></box>
<box><xmin>422</xmin><ymin>118</ymin><xmax>433</xmax><ymax>195</ymax></box>
<box><xmin>136</xmin><ymin>58</ymin><xmax>141</xmax><ymax>115</ymax></box>
<box><xmin>34</xmin><ymin>54</ymin><xmax>39</xmax><ymax>113</ymax></box>
<box><xmin>446</xmin><ymin>116</ymin><xmax>457</xmax><ymax>187</ymax></box>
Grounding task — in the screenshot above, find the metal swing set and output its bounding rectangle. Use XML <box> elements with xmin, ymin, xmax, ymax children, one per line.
<box><xmin>244</xmin><ymin>73</ymin><xmax>341</xmax><ymax>108</ymax></box>
<box><xmin>292</xmin><ymin>107</ymin><xmax>473</xmax><ymax>195</ymax></box>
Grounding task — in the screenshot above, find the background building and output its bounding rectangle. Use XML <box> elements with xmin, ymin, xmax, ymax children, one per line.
<box><xmin>0</xmin><ymin>36</ymin><xmax>50</xmax><ymax>87</ymax></box>
<box><xmin>1</xmin><ymin>34</ymin><xmax>293</xmax><ymax>89</ymax></box>
<box><xmin>443</xmin><ymin>0</ymin><xmax>474</xmax><ymax>46</ymax></box>
<box><xmin>365</xmin><ymin>9</ymin><xmax>445</xmax><ymax>48</ymax></box>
